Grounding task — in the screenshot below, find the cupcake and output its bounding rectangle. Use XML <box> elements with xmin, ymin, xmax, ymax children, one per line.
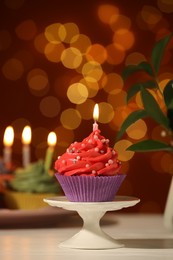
<box><xmin>54</xmin><ymin>129</ymin><xmax>125</xmax><ymax>202</ymax></box>
<box><xmin>4</xmin><ymin>160</ymin><xmax>61</xmax><ymax>209</ymax></box>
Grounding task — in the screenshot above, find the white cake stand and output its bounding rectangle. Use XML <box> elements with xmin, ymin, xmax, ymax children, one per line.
<box><xmin>43</xmin><ymin>196</ymin><xmax>140</xmax><ymax>250</ymax></box>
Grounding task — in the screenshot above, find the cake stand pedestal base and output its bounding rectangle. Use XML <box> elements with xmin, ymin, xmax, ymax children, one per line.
<box><xmin>44</xmin><ymin>196</ymin><xmax>140</xmax><ymax>250</ymax></box>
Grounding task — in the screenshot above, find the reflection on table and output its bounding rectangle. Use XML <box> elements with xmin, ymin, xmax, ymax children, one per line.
<box><xmin>0</xmin><ymin>213</ymin><xmax>173</xmax><ymax>259</ymax></box>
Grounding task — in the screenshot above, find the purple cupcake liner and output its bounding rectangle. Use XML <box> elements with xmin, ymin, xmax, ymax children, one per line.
<box><xmin>55</xmin><ymin>173</ymin><xmax>126</xmax><ymax>202</ymax></box>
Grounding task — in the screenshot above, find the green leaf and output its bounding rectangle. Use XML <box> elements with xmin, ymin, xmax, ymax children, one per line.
<box><xmin>151</xmin><ymin>33</ymin><xmax>173</xmax><ymax>75</ymax></box>
<box><xmin>163</xmin><ymin>79</ymin><xmax>173</xmax><ymax>109</ymax></box>
<box><xmin>140</xmin><ymin>87</ymin><xmax>170</xmax><ymax>130</ymax></box>
<box><xmin>138</xmin><ymin>61</ymin><xmax>154</xmax><ymax>77</ymax></box>
<box><xmin>122</xmin><ymin>62</ymin><xmax>154</xmax><ymax>81</ymax></box>
<box><xmin>116</xmin><ymin>110</ymin><xmax>148</xmax><ymax>140</ymax></box>
<box><xmin>127</xmin><ymin>80</ymin><xmax>157</xmax><ymax>102</ymax></box>
<box><xmin>122</xmin><ymin>65</ymin><xmax>141</xmax><ymax>81</ymax></box>
<box><xmin>167</xmin><ymin>107</ymin><xmax>173</xmax><ymax>131</ymax></box>
<box><xmin>127</xmin><ymin>140</ymin><xmax>173</xmax><ymax>152</ymax></box>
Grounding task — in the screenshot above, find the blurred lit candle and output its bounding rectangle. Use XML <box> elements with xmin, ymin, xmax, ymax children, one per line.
<box><xmin>93</xmin><ymin>103</ymin><xmax>99</xmax><ymax>131</ymax></box>
<box><xmin>22</xmin><ymin>126</ymin><xmax>31</xmax><ymax>167</ymax></box>
<box><xmin>3</xmin><ymin>126</ymin><xmax>14</xmax><ymax>165</ymax></box>
<box><xmin>44</xmin><ymin>132</ymin><xmax>57</xmax><ymax>171</ymax></box>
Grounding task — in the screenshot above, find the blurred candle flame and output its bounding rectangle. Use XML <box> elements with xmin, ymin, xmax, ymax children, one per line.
<box><xmin>44</xmin><ymin>131</ymin><xmax>57</xmax><ymax>172</ymax></box>
<box><xmin>47</xmin><ymin>131</ymin><xmax>57</xmax><ymax>147</ymax></box>
<box><xmin>93</xmin><ymin>103</ymin><xmax>99</xmax><ymax>122</ymax></box>
<box><xmin>3</xmin><ymin>126</ymin><xmax>14</xmax><ymax>147</ymax></box>
<box><xmin>22</xmin><ymin>126</ymin><xmax>32</xmax><ymax>145</ymax></box>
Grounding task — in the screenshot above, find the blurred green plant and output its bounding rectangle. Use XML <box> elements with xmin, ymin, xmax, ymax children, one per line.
<box><xmin>117</xmin><ymin>33</ymin><xmax>173</xmax><ymax>153</ymax></box>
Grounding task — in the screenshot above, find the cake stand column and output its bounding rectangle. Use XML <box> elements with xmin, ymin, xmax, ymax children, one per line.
<box><xmin>43</xmin><ymin>196</ymin><xmax>140</xmax><ymax>250</ymax></box>
<box><xmin>59</xmin><ymin>208</ymin><xmax>124</xmax><ymax>249</ymax></box>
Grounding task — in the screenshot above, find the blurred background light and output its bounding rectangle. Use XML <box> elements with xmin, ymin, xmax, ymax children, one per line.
<box><xmin>61</xmin><ymin>47</ymin><xmax>83</xmax><ymax>69</ymax></box>
<box><xmin>67</xmin><ymin>82</ymin><xmax>88</xmax><ymax>104</ymax></box>
<box><xmin>27</xmin><ymin>68</ymin><xmax>49</xmax><ymax>96</ymax></box>
<box><xmin>97</xmin><ymin>4</ymin><xmax>119</xmax><ymax>24</ymax></box>
<box><xmin>15</xmin><ymin>19</ymin><xmax>37</xmax><ymax>40</ymax></box>
<box><xmin>2</xmin><ymin>58</ymin><xmax>24</xmax><ymax>80</ymax></box>
<box><xmin>60</xmin><ymin>108</ymin><xmax>81</xmax><ymax>129</ymax></box>
<box><xmin>114</xmin><ymin>140</ymin><xmax>135</xmax><ymax>161</ymax></box>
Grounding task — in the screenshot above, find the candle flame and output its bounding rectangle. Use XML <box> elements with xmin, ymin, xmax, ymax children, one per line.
<box><xmin>3</xmin><ymin>126</ymin><xmax>14</xmax><ymax>146</ymax></box>
<box><xmin>93</xmin><ymin>103</ymin><xmax>99</xmax><ymax>121</ymax></box>
<box><xmin>22</xmin><ymin>126</ymin><xmax>32</xmax><ymax>145</ymax></box>
<box><xmin>47</xmin><ymin>132</ymin><xmax>57</xmax><ymax>146</ymax></box>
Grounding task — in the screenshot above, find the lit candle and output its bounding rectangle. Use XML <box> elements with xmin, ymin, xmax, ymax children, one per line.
<box><xmin>93</xmin><ymin>103</ymin><xmax>99</xmax><ymax>131</ymax></box>
<box><xmin>44</xmin><ymin>131</ymin><xmax>57</xmax><ymax>172</ymax></box>
<box><xmin>22</xmin><ymin>126</ymin><xmax>32</xmax><ymax>167</ymax></box>
<box><xmin>3</xmin><ymin>126</ymin><xmax>14</xmax><ymax>165</ymax></box>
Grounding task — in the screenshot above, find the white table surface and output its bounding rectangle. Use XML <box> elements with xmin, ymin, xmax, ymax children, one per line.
<box><xmin>0</xmin><ymin>212</ymin><xmax>173</xmax><ymax>260</ymax></box>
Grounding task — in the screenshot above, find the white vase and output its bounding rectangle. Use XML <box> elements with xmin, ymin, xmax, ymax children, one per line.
<box><xmin>163</xmin><ymin>176</ymin><xmax>173</xmax><ymax>230</ymax></box>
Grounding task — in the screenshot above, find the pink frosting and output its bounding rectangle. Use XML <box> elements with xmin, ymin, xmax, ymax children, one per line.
<box><xmin>54</xmin><ymin>130</ymin><xmax>122</xmax><ymax>176</ymax></box>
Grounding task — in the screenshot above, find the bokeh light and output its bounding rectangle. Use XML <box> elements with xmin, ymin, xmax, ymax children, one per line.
<box><xmin>67</xmin><ymin>82</ymin><xmax>88</xmax><ymax>104</ymax></box>
<box><xmin>114</xmin><ymin>139</ymin><xmax>135</xmax><ymax>161</ymax></box>
<box><xmin>141</xmin><ymin>5</ymin><xmax>162</xmax><ymax>25</ymax></box>
<box><xmin>61</xmin><ymin>47</ymin><xmax>83</xmax><ymax>69</ymax></box>
<box><xmin>158</xmin><ymin>72</ymin><xmax>173</xmax><ymax>91</ymax></box>
<box><xmin>125</xmin><ymin>52</ymin><xmax>146</xmax><ymax>65</ymax></box>
<box><xmin>137</xmin><ymin>5</ymin><xmax>163</xmax><ymax>31</ymax></box>
<box><xmin>86</xmin><ymin>44</ymin><xmax>107</xmax><ymax>64</ymax></box>
<box><xmin>157</xmin><ymin>0</ymin><xmax>173</xmax><ymax>13</ymax></box>
<box><xmin>15</xmin><ymin>19</ymin><xmax>37</xmax><ymax>40</ymax></box>
<box><xmin>82</xmin><ymin>61</ymin><xmax>103</xmax><ymax>81</ymax></box>
<box><xmin>71</xmin><ymin>34</ymin><xmax>91</xmax><ymax>54</ymax></box>
<box><xmin>106</xmin><ymin>43</ymin><xmax>125</xmax><ymax>65</ymax></box>
<box><xmin>112</xmin><ymin>29</ymin><xmax>135</xmax><ymax>50</ymax></box>
<box><xmin>102</xmin><ymin>73</ymin><xmax>123</xmax><ymax>93</ymax></box>
<box><xmin>126</xmin><ymin>119</ymin><xmax>147</xmax><ymax>139</ymax></box>
<box><xmin>44</xmin><ymin>23</ymin><xmax>66</xmax><ymax>43</ymax></box>
<box><xmin>44</xmin><ymin>42</ymin><xmax>65</xmax><ymax>63</ymax></box>
<box><xmin>97</xmin><ymin>4</ymin><xmax>119</xmax><ymax>24</ymax></box>
<box><xmin>98</xmin><ymin>102</ymin><xmax>114</xmax><ymax>124</ymax></box>
<box><xmin>79</xmin><ymin>78</ymin><xmax>99</xmax><ymax>98</ymax></box>
<box><xmin>60</xmin><ymin>108</ymin><xmax>81</xmax><ymax>129</ymax></box>
<box><xmin>34</xmin><ymin>33</ymin><xmax>49</xmax><ymax>54</ymax></box>
<box><xmin>62</xmin><ymin>23</ymin><xmax>80</xmax><ymax>44</ymax></box>
<box><xmin>27</xmin><ymin>68</ymin><xmax>49</xmax><ymax>96</ymax></box>
<box><xmin>107</xmin><ymin>89</ymin><xmax>127</xmax><ymax>108</ymax></box>
<box><xmin>110</xmin><ymin>15</ymin><xmax>131</xmax><ymax>31</ymax></box>
<box><xmin>2</xmin><ymin>58</ymin><xmax>24</xmax><ymax>80</ymax></box>
<box><xmin>110</xmin><ymin>106</ymin><xmax>134</xmax><ymax>131</ymax></box>
<box><xmin>160</xmin><ymin>153</ymin><xmax>173</xmax><ymax>174</ymax></box>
